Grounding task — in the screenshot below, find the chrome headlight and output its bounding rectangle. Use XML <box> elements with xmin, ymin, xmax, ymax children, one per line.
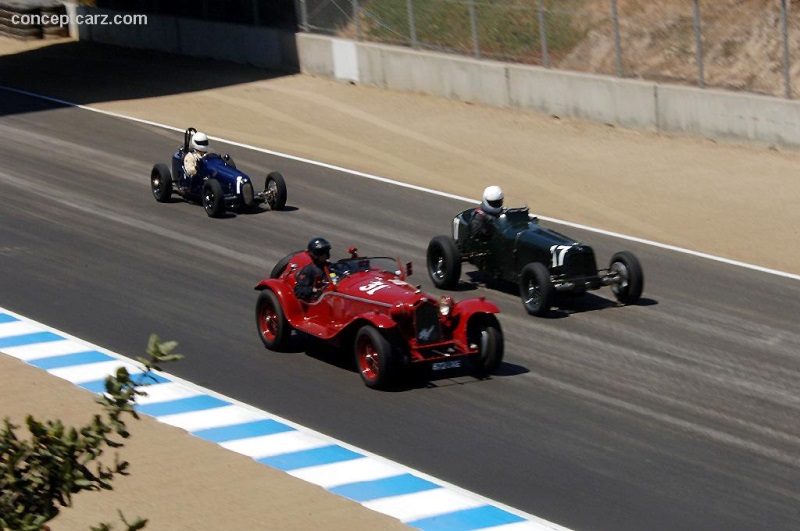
<box><xmin>439</xmin><ymin>296</ymin><xmax>454</xmax><ymax>317</ymax></box>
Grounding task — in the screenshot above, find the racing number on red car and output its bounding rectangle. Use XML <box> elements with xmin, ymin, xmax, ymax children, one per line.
<box><xmin>359</xmin><ymin>278</ymin><xmax>408</xmax><ymax>296</ymax></box>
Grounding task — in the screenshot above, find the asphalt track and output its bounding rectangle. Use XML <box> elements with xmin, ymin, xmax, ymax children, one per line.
<box><xmin>2</xmin><ymin>90</ymin><xmax>800</xmax><ymax>531</ymax></box>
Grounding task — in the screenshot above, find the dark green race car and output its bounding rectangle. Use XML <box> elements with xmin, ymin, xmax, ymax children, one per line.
<box><xmin>426</xmin><ymin>207</ymin><xmax>644</xmax><ymax>317</ymax></box>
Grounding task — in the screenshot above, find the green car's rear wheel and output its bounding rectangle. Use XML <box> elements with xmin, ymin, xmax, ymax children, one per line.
<box><xmin>426</xmin><ymin>235</ymin><xmax>461</xmax><ymax>289</ymax></box>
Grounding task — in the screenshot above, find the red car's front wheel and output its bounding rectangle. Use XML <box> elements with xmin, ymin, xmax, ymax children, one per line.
<box><xmin>355</xmin><ymin>326</ymin><xmax>395</xmax><ymax>390</ymax></box>
<box><xmin>255</xmin><ymin>290</ymin><xmax>289</xmax><ymax>351</ymax></box>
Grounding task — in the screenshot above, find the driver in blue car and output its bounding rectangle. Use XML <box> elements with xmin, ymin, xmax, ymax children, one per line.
<box><xmin>295</xmin><ymin>237</ymin><xmax>332</xmax><ymax>302</ymax></box>
<box><xmin>470</xmin><ymin>185</ymin><xmax>504</xmax><ymax>242</ymax></box>
<box><xmin>183</xmin><ymin>131</ymin><xmax>210</xmax><ymax>177</ymax></box>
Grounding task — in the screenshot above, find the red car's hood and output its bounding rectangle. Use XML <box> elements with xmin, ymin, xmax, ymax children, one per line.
<box><xmin>334</xmin><ymin>271</ymin><xmax>433</xmax><ymax>307</ymax></box>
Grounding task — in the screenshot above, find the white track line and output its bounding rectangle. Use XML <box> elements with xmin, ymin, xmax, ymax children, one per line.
<box><xmin>2</xmin><ymin>85</ymin><xmax>797</xmax><ymax>282</ymax></box>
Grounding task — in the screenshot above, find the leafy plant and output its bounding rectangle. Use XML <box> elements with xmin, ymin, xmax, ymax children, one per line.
<box><xmin>0</xmin><ymin>334</ymin><xmax>183</xmax><ymax>531</ymax></box>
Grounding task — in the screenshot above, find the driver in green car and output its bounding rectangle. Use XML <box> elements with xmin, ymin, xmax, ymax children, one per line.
<box><xmin>470</xmin><ymin>185</ymin><xmax>504</xmax><ymax>244</ymax></box>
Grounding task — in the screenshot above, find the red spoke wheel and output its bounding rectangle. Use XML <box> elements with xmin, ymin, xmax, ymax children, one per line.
<box><xmin>255</xmin><ymin>290</ymin><xmax>289</xmax><ymax>351</ymax></box>
<box><xmin>355</xmin><ymin>326</ymin><xmax>395</xmax><ymax>390</ymax></box>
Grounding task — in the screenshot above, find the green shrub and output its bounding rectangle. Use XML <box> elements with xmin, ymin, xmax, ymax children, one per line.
<box><xmin>0</xmin><ymin>335</ymin><xmax>182</xmax><ymax>531</ymax></box>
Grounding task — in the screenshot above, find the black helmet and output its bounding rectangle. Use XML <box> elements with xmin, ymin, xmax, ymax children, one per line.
<box><xmin>307</xmin><ymin>237</ymin><xmax>331</xmax><ymax>259</ymax></box>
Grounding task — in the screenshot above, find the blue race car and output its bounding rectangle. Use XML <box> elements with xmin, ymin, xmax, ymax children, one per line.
<box><xmin>150</xmin><ymin>128</ymin><xmax>288</xmax><ymax>217</ymax></box>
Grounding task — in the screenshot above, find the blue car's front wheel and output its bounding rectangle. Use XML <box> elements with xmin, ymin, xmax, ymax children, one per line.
<box><xmin>265</xmin><ymin>172</ymin><xmax>287</xmax><ymax>211</ymax></box>
<box><xmin>202</xmin><ymin>178</ymin><xmax>224</xmax><ymax>217</ymax></box>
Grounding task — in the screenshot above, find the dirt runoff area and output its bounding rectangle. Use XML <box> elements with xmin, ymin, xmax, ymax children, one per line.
<box><xmin>0</xmin><ymin>35</ymin><xmax>798</xmax><ymax>529</ymax></box>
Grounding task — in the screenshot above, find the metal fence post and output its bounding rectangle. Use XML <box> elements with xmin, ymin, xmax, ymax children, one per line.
<box><xmin>537</xmin><ymin>0</ymin><xmax>549</xmax><ymax>68</ymax></box>
<box><xmin>299</xmin><ymin>0</ymin><xmax>309</xmax><ymax>32</ymax></box>
<box><xmin>781</xmin><ymin>0</ymin><xmax>792</xmax><ymax>98</ymax></box>
<box><xmin>407</xmin><ymin>0</ymin><xmax>418</xmax><ymax>48</ymax></box>
<box><xmin>353</xmin><ymin>0</ymin><xmax>361</xmax><ymax>41</ymax></box>
<box><xmin>693</xmin><ymin>0</ymin><xmax>705</xmax><ymax>88</ymax></box>
<box><xmin>611</xmin><ymin>0</ymin><xmax>622</xmax><ymax>77</ymax></box>
<box><xmin>468</xmin><ymin>0</ymin><xmax>480</xmax><ymax>58</ymax></box>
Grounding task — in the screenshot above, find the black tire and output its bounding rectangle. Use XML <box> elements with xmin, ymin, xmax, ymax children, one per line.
<box><xmin>519</xmin><ymin>262</ymin><xmax>554</xmax><ymax>317</ymax></box>
<box><xmin>265</xmin><ymin>171</ymin><xmax>288</xmax><ymax>211</ymax></box>
<box><xmin>426</xmin><ymin>235</ymin><xmax>461</xmax><ymax>289</ymax></box>
<box><xmin>467</xmin><ymin>315</ymin><xmax>504</xmax><ymax>377</ymax></box>
<box><xmin>354</xmin><ymin>325</ymin><xmax>396</xmax><ymax>390</ymax></box>
<box><xmin>239</xmin><ymin>180</ymin><xmax>256</xmax><ymax>211</ymax></box>
<box><xmin>609</xmin><ymin>251</ymin><xmax>644</xmax><ymax>305</ymax></box>
<box><xmin>151</xmin><ymin>164</ymin><xmax>172</xmax><ymax>203</ymax></box>
<box><xmin>202</xmin><ymin>179</ymin><xmax>224</xmax><ymax>217</ymax></box>
<box><xmin>270</xmin><ymin>251</ymin><xmax>302</xmax><ymax>279</ymax></box>
<box><xmin>225</xmin><ymin>155</ymin><xmax>237</xmax><ymax>169</ymax></box>
<box><xmin>255</xmin><ymin>290</ymin><xmax>290</xmax><ymax>351</ymax></box>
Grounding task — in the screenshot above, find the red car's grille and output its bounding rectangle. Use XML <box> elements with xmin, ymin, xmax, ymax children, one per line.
<box><xmin>415</xmin><ymin>302</ymin><xmax>442</xmax><ymax>345</ymax></box>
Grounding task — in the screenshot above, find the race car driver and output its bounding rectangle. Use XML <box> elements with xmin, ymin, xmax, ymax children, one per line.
<box><xmin>183</xmin><ymin>131</ymin><xmax>210</xmax><ymax>177</ymax></box>
<box><xmin>294</xmin><ymin>237</ymin><xmax>332</xmax><ymax>302</ymax></box>
<box><xmin>470</xmin><ymin>185</ymin><xmax>504</xmax><ymax>241</ymax></box>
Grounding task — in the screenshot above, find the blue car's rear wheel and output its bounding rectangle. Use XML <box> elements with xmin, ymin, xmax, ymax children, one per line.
<box><xmin>151</xmin><ymin>164</ymin><xmax>172</xmax><ymax>203</ymax></box>
<box><xmin>202</xmin><ymin>178</ymin><xmax>224</xmax><ymax>217</ymax></box>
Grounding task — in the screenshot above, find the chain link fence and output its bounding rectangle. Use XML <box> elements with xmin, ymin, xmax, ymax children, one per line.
<box><xmin>295</xmin><ymin>0</ymin><xmax>800</xmax><ymax>99</ymax></box>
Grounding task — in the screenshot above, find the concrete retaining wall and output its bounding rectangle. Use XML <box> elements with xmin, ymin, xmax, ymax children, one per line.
<box><xmin>297</xmin><ymin>33</ymin><xmax>800</xmax><ymax>148</ymax></box>
<box><xmin>71</xmin><ymin>6</ymin><xmax>800</xmax><ymax>148</ymax></box>
<box><xmin>74</xmin><ymin>7</ymin><xmax>297</xmax><ymax>71</ymax></box>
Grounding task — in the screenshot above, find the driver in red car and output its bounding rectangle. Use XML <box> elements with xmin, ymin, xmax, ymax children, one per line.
<box><xmin>183</xmin><ymin>131</ymin><xmax>210</xmax><ymax>177</ymax></box>
<box><xmin>294</xmin><ymin>237</ymin><xmax>332</xmax><ymax>302</ymax></box>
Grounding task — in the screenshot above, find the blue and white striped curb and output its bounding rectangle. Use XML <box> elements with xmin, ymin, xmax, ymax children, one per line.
<box><xmin>0</xmin><ymin>307</ymin><xmax>570</xmax><ymax>531</ymax></box>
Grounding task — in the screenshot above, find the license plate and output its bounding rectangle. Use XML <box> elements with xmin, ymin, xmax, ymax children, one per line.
<box><xmin>431</xmin><ymin>360</ymin><xmax>462</xmax><ymax>371</ymax></box>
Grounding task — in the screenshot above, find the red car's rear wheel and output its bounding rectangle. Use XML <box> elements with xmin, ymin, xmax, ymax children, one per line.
<box><xmin>255</xmin><ymin>290</ymin><xmax>289</xmax><ymax>351</ymax></box>
<box><xmin>355</xmin><ymin>326</ymin><xmax>394</xmax><ymax>390</ymax></box>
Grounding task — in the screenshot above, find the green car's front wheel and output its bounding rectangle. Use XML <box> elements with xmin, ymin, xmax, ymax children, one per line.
<box><xmin>609</xmin><ymin>251</ymin><xmax>644</xmax><ymax>305</ymax></box>
<box><xmin>519</xmin><ymin>262</ymin><xmax>554</xmax><ymax>317</ymax></box>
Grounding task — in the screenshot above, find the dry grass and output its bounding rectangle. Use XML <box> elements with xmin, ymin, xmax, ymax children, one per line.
<box><xmin>351</xmin><ymin>0</ymin><xmax>800</xmax><ymax>97</ymax></box>
<box><xmin>561</xmin><ymin>0</ymin><xmax>798</xmax><ymax>96</ymax></box>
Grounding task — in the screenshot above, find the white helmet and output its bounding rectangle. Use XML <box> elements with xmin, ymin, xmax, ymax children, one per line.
<box><xmin>481</xmin><ymin>185</ymin><xmax>504</xmax><ymax>215</ymax></box>
<box><xmin>191</xmin><ymin>131</ymin><xmax>209</xmax><ymax>152</ymax></box>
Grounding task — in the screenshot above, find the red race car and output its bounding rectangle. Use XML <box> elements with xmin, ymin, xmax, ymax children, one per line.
<box><xmin>254</xmin><ymin>247</ymin><xmax>504</xmax><ymax>389</ymax></box>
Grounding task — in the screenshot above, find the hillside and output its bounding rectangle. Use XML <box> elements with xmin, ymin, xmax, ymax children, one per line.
<box><xmin>354</xmin><ymin>0</ymin><xmax>798</xmax><ymax>98</ymax></box>
<box><xmin>567</xmin><ymin>0</ymin><xmax>796</xmax><ymax>97</ymax></box>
